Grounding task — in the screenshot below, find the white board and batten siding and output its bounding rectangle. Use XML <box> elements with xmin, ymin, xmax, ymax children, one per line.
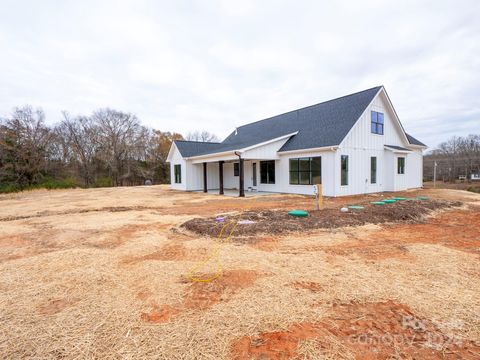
<box><xmin>169</xmin><ymin>143</ymin><xmax>187</xmax><ymax>191</ymax></box>
<box><xmin>336</xmin><ymin>89</ymin><xmax>423</xmax><ymax>196</ymax></box>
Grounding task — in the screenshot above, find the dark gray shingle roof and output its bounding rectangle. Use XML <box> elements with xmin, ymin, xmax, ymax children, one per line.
<box><xmin>405</xmin><ymin>133</ymin><xmax>426</xmax><ymax>147</ymax></box>
<box><xmin>174</xmin><ymin>86</ymin><xmax>425</xmax><ymax>157</ymax></box>
<box><xmin>174</xmin><ymin>140</ymin><xmax>222</xmax><ymax>157</ymax></box>
<box><xmin>225</xmin><ymin>86</ymin><xmax>383</xmax><ymax>153</ymax></box>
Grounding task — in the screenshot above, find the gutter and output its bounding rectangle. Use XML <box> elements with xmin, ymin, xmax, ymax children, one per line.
<box><xmin>278</xmin><ymin>145</ymin><xmax>338</xmax><ymax>155</ymax></box>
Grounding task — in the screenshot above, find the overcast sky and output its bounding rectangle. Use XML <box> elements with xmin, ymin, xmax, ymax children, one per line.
<box><xmin>0</xmin><ymin>0</ymin><xmax>479</xmax><ymax>148</ymax></box>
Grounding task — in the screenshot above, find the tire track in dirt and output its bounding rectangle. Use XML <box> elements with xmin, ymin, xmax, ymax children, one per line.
<box><xmin>0</xmin><ymin>206</ymin><xmax>166</xmax><ymax>222</ymax></box>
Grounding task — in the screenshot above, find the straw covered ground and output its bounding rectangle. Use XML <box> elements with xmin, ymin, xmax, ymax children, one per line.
<box><xmin>0</xmin><ymin>186</ymin><xmax>479</xmax><ymax>359</ymax></box>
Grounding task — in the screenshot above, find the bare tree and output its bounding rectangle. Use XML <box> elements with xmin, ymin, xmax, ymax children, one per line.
<box><xmin>0</xmin><ymin>106</ymin><xmax>53</xmax><ymax>186</ymax></box>
<box><xmin>59</xmin><ymin>112</ymin><xmax>99</xmax><ymax>186</ymax></box>
<box><xmin>185</xmin><ymin>130</ymin><xmax>220</xmax><ymax>142</ymax></box>
<box><xmin>92</xmin><ymin>108</ymin><xmax>142</xmax><ymax>186</ymax></box>
<box><xmin>424</xmin><ymin>134</ymin><xmax>480</xmax><ymax>182</ymax></box>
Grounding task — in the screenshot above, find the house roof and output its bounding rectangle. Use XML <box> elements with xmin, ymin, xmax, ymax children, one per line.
<box><xmin>173</xmin><ymin>86</ymin><xmax>425</xmax><ymax>158</ymax></box>
<box><xmin>405</xmin><ymin>133</ymin><xmax>426</xmax><ymax>147</ymax></box>
<box><xmin>174</xmin><ymin>140</ymin><xmax>222</xmax><ymax>157</ymax></box>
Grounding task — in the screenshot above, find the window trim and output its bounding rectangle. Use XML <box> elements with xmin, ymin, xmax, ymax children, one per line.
<box><xmin>397</xmin><ymin>157</ymin><xmax>405</xmax><ymax>175</ymax></box>
<box><xmin>260</xmin><ymin>160</ymin><xmax>275</xmax><ymax>184</ymax></box>
<box><xmin>174</xmin><ymin>164</ymin><xmax>182</xmax><ymax>184</ymax></box>
<box><xmin>289</xmin><ymin>156</ymin><xmax>322</xmax><ymax>185</ymax></box>
<box><xmin>371</xmin><ymin>111</ymin><xmax>384</xmax><ymax>135</ymax></box>
<box><xmin>341</xmin><ymin>155</ymin><xmax>349</xmax><ymax>186</ymax></box>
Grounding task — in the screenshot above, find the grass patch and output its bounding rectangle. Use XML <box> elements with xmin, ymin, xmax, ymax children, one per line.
<box><xmin>0</xmin><ymin>177</ymin><xmax>78</xmax><ymax>194</ymax></box>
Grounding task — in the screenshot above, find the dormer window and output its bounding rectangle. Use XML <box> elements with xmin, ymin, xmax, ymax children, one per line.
<box><xmin>371</xmin><ymin>111</ymin><xmax>384</xmax><ymax>135</ymax></box>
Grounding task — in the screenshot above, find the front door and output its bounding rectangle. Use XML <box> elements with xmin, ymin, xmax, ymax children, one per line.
<box><xmin>252</xmin><ymin>163</ymin><xmax>257</xmax><ymax>187</ymax></box>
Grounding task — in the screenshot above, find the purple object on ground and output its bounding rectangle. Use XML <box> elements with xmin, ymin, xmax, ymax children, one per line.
<box><xmin>215</xmin><ymin>217</ymin><xmax>225</xmax><ymax>222</ymax></box>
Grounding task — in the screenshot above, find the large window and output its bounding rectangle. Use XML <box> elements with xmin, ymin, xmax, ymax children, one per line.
<box><xmin>233</xmin><ymin>163</ymin><xmax>239</xmax><ymax>176</ymax></box>
<box><xmin>174</xmin><ymin>164</ymin><xmax>181</xmax><ymax>183</ymax></box>
<box><xmin>371</xmin><ymin>111</ymin><xmax>384</xmax><ymax>135</ymax></box>
<box><xmin>289</xmin><ymin>157</ymin><xmax>321</xmax><ymax>185</ymax></box>
<box><xmin>341</xmin><ymin>155</ymin><xmax>348</xmax><ymax>186</ymax></box>
<box><xmin>397</xmin><ymin>157</ymin><xmax>405</xmax><ymax>174</ymax></box>
<box><xmin>260</xmin><ymin>160</ymin><xmax>275</xmax><ymax>184</ymax></box>
<box><xmin>370</xmin><ymin>157</ymin><xmax>377</xmax><ymax>184</ymax></box>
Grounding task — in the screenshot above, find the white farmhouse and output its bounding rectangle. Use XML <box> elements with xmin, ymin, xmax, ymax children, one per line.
<box><xmin>167</xmin><ymin>86</ymin><xmax>426</xmax><ymax>197</ymax></box>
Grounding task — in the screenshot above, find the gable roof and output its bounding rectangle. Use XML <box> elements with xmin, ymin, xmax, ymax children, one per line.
<box><xmin>226</xmin><ymin>86</ymin><xmax>382</xmax><ymax>153</ymax></box>
<box><xmin>173</xmin><ymin>86</ymin><xmax>425</xmax><ymax>158</ymax></box>
<box><xmin>174</xmin><ymin>140</ymin><xmax>222</xmax><ymax>157</ymax></box>
<box><xmin>405</xmin><ymin>133</ymin><xmax>426</xmax><ymax>147</ymax></box>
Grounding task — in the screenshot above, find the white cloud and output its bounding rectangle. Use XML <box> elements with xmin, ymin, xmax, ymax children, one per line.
<box><xmin>0</xmin><ymin>0</ymin><xmax>479</xmax><ymax>148</ymax></box>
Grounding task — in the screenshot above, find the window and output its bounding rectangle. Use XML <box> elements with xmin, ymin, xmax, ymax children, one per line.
<box><xmin>371</xmin><ymin>111</ymin><xmax>384</xmax><ymax>135</ymax></box>
<box><xmin>341</xmin><ymin>155</ymin><xmax>348</xmax><ymax>186</ymax></box>
<box><xmin>233</xmin><ymin>163</ymin><xmax>239</xmax><ymax>176</ymax></box>
<box><xmin>397</xmin><ymin>157</ymin><xmax>405</xmax><ymax>174</ymax></box>
<box><xmin>370</xmin><ymin>157</ymin><xmax>377</xmax><ymax>184</ymax></box>
<box><xmin>174</xmin><ymin>164</ymin><xmax>181</xmax><ymax>183</ymax></box>
<box><xmin>260</xmin><ymin>160</ymin><xmax>275</xmax><ymax>184</ymax></box>
<box><xmin>289</xmin><ymin>157</ymin><xmax>321</xmax><ymax>185</ymax></box>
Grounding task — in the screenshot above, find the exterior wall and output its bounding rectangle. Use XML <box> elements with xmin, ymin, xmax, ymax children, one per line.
<box><xmin>249</xmin><ymin>150</ymin><xmax>335</xmax><ymax>196</ymax></box>
<box><xmin>186</xmin><ymin>161</ymin><xmax>220</xmax><ymax>191</ymax></box>
<box><xmin>406</xmin><ymin>149</ymin><xmax>423</xmax><ymax>189</ymax></box>
<box><xmin>335</xmin><ymin>90</ymin><xmax>422</xmax><ymax>196</ymax></box>
<box><xmin>169</xmin><ymin>145</ymin><xmax>187</xmax><ymax>191</ymax></box>
<box><xmin>242</xmin><ymin>138</ymin><xmax>287</xmax><ymax>159</ymax></box>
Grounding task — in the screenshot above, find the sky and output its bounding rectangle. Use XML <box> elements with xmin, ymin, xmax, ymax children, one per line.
<box><xmin>0</xmin><ymin>0</ymin><xmax>479</xmax><ymax>149</ymax></box>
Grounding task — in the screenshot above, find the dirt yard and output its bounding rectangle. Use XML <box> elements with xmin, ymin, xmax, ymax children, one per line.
<box><xmin>0</xmin><ymin>186</ymin><xmax>479</xmax><ymax>359</ymax></box>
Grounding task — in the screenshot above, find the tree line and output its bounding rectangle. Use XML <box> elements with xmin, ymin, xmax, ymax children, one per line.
<box><xmin>0</xmin><ymin>105</ymin><xmax>218</xmax><ymax>193</ymax></box>
<box><xmin>423</xmin><ymin>134</ymin><xmax>480</xmax><ymax>182</ymax></box>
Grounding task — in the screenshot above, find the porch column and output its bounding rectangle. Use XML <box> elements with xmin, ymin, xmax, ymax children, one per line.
<box><xmin>203</xmin><ymin>162</ymin><xmax>207</xmax><ymax>193</ymax></box>
<box><xmin>219</xmin><ymin>161</ymin><xmax>224</xmax><ymax>195</ymax></box>
<box><xmin>239</xmin><ymin>158</ymin><xmax>245</xmax><ymax>197</ymax></box>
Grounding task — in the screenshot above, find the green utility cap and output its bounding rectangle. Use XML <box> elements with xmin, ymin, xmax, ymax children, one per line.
<box><xmin>371</xmin><ymin>201</ymin><xmax>385</xmax><ymax>205</ymax></box>
<box><xmin>348</xmin><ymin>205</ymin><xmax>364</xmax><ymax>210</ymax></box>
<box><xmin>288</xmin><ymin>210</ymin><xmax>309</xmax><ymax>217</ymax></box>
<box><xmin>393</xmin><ymin>197</ymin><xmax>407</xmax><ymax>201</ymax></box>
<box><xmin>383</xmin><ymin>199</ymin><xmax>397</xmax><ymax>203</ymax></box>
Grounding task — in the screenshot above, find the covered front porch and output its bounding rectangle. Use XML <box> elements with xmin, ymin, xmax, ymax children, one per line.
<box><xmin>194</xmin><ymin>157</ymin><xmax>274</xmax><ymax>197</ymax></box>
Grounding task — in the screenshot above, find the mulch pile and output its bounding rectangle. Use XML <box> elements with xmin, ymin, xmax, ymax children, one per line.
<box><xmin>181</xmin><ymin>199</ymin><xmax>462</xmax><ymax>238</ymax></box>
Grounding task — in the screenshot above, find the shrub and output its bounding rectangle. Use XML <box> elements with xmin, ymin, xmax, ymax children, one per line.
<box><xmin>467</xmin><ymin>186</ymin><xmax>480</xmax><ymax>194</ymax></box>
<box><xmin>0</xmin><ymin>183</ymin><xmax>22</xmax><ymax>194</ymax></box>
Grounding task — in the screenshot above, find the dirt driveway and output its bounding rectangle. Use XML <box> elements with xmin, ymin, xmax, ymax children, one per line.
<box><xmin>0</xmin><ymin>186</ymin><xmax>479</xmax><ymax>359</ymax></box>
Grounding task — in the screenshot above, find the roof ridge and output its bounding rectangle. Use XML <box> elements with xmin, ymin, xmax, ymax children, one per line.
<box><xmin>234</xmin><ymin>85</ymin><xmax>383</xmax><ymax>130</ymax></box>
<box><xmin>174</xmin><ymin>140</ymin><xmax>222</xmax><ymax>144</ymax></box>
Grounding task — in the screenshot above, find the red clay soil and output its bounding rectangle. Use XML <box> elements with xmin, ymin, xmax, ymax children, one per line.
<box><xmin>182</xmin><ymin>200</ymin><xmax>461</xmax><ymax>239</ymax></box>
<box><xmin>125</xmin><ymin>243</ymin><xmax>187</xmax><ymax>264</ymax></box>
<box><xmin>315</xmin><ymin>207</ymin><xmax>480</xmax><ymax>260</ymax></box>
<box><xmin>140</xmin><ymin>270</ymin><xmax>260</xmax><ymax>324</ymax></box>
<box><xmin>140</xmin><ymin>304</ymin><xmax>180</xmax><ymax>323</ymax></box>
<box><xmin>230</xmin><ymin>300</ymin><xmax>480</xmax><ymax>360</ymax></box>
